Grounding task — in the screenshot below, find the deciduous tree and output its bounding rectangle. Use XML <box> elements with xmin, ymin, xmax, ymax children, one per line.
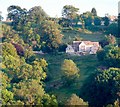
<box><xmin>61</xmin><ymin>59</ymin><xmax>80</xmax><ymax>86</ymax></box>
<box><xmin>80</xmin><ymin>68</ymin><xmax>120</xmax><ymax>107</ymax></box>
<box><xmin>97</xmin><ymin>45</ymin><xmax>120</xmax><ymax>67</ymax></box>
<box><xmin>94</xmin><ymin>16</ymin><xmax>101</xmax><ymax>26</ymax></box>
<box><xmin>40</xmin><ymin>20</ymin><xmax>63</xmax><ymax>52</ymax></box>
<box><xmin>66</xmin><ymin>94</ymin><xmax>88</xmax><ymax>106</ymax></box>
<box><xmin>62</xmin><ymin>5</ymin><xmax>79</xmax><ymax>26</ymax></box>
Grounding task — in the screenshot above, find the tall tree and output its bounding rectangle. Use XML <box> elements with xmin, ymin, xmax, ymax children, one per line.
<box><xmin>62</xmin><ymin>5</ymin><xmax>79</xmax><ymax>26</ymax></box>
<box><xmin>7</xmin><ymin>5</ymin><xmax>27</xmax><ymax>27</ymax></box>
<box><xmin>91</xmin><ymin>8</ymin><xmax>97</xmax><ymax>16</ymax></box>
<box><xmin>62</xmin><ymin>5</ymin><xmax>79</xmax><ymax>19</ymax></box>
<box><xmin>28</xmin><ymin>6</ymin><xmax>48</xmax><ymax>23</ymax></box>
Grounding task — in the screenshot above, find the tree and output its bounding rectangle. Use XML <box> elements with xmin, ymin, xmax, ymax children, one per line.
<box><xmin>13</xmin><ymin>79</ymin><xmax>45</xmax><ymax>105</ymax></box>
<box><xmin>66</xmin><ymin>94</ymin><xmax>88</xmax><ymax>106</ymax></box>
<box><xmin>12</xmin><ymin>43</ymin><xmax>24</xmax><ymax>56</ymax></box>
<box><xmin>84</xmin><ymin>16</ymin><xmax>93</xmax><ymax>26</ymax></box>
<box><xmin>105</xmin><ymin>34</ymin><xmax>116</xmax><ymax>45</ymax></box>
<box><xmin>80</xmin><ymin>68</ymin><xmax>120</xmax><ymax>107</ymax></box>
<box><xmin>2</xmin><ymin>24</ymin><xmax>25</xmax><ymax>44</ymax></box>
<box><xmin>99</xmin><ymin>39</ymin><xmax>109</xmax><ymax>48</ymax></box>
<box><xmin>1</xmin><ymin>89</ymin><xmax>14</xmax><ymax>105</ymax></box>
<box><xmin>103</xmin><ymin>16</ymin><xmax>110</xmax><ymax>26</ymax></box>
<box><xmin>13</xmin><ymin>79</ymin><xmax>58</xmax><ymax>106</ymax></box>
<box><xmin>118</xmin><ymin>13</ymin><xmax>120</xmax><ymax>38</ymax></box>
<box><xmin>97</xmin><ymin>49</ymin><xmax>105</xmax><ymax>61</ymax></box>
<box><xmin>2</xmin><ymin>24</ymin><xmax>14</xmax><ymax>41</ymax></box>
<box><xmin>40</xmin><ymin>20</ymin><xmax>63</xmax><ymax>53</ymax></box>
<box><xmin>104</xmin><ymin>45</ymin><xmax>120</xmax><ymax>67</ymax></box>
<box><xmin>79</xmin><ymin>14</ymin><xmax>85</xmax><ymax>29</ymax></box>
<box><xmin>91</xmin><ymin>8</ymin><xmax>97</xmax><ymax>16</ymax></box>
<box><xmin>0</xmin><ymin>11</ymin><xmax>3</xmax><ymax>21</ymax></box>
<box><xmin>97</xmin><ymin>45</ymin><xmax>120</xmax><ymax>67</ymax></box>
<box><xmin>62</xmin><ymin>5</ymin><xmax>79</xmax><ymax>26</ymax></box>
<box><xmin>2</xmin><ymin>43</ymin><xmax>22</xmax><ymax>71</ymax></box>
<box><xmin>81</xmin><ymin>11</ymin><xmax>94</xmax><ymax>27</ymax></box>
<box><xmin>28</xmin><ymin>6</ymin><xmax>48</xmax><ymax>23</ymax></box>
<box><xmin>94</xmin><ymin>16</ymin><xmax>101</xmax><ymax>26</ymax></box>
<box><xmin>61</xmin><ymin>59</ymin><xmax>79</xmax><ymax>86</ymax></box>
<box><xmin>58</xmin><ymin>18</ymin><xmax>71</xmax><ymax>27</ymax></box>
<box><xmin>105</xmin><ymin>23</ymin><xmax>118</xmax><ymax>37</ymax></box>
<box><xmin>21</xmin><ymin>21</ymin><xmax>41</xmax><ymax>46</ymax></box>
<box><xmin>7</xmin><ymin>5</ymin><xmax>27</xmax><ymax>27</ymax></box>
<box><xmin>1</xmin><ymin>72</ymin><xmax>14</xmax><ymax>105</ymax></box>
<box><xmin>62</xmin><ymin>5</ymin><xmax>79</xmax><ymax>19</ymax></box>
<box><xmin>2</xmin><ymin>43</ymin><xmax>25</xmax><ymax>83</ymax></box>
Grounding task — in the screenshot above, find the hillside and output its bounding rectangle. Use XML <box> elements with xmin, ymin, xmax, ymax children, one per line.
<box><xmin>37</xmin><ymin>53</ymin><xmax>101</xmax><ymax>104</ymax></box>
<box><xmin>62</xmin><ymin>30</ymin><xmax>106</xmax><ymax>43</ymax></box>
<box><xmin>36</xmin><ymin>28</ymin><xmax>105</xmax><ymax>104</ymax></box>
<box><xmin>1</xmin><ymin>3</ymin><xmax>119</xmax><ymax>107</ymax></box>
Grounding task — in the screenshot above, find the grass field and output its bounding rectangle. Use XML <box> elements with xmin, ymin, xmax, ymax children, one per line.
<box><xmin>62</xmin><ymin>30</ymin><xmax>106</xmax><ymax>43</ymax></box>
<box><xmin>37</xmin><ymin>53</ymin><xmax>101</xmax><ymax>104</ymax></box>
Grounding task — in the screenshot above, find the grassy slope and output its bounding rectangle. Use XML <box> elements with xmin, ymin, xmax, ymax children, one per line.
<box><xmin>38</xmin><ymin>53</ymin><xmax>101</xmax><ymax>104</ymax></box>
<box><xmin>37</xmin><ymin>30</ymin><xmax>105</xmax><ymax>104</ymax></box>
<box><xmin>62</xmin><ymin>30</ymin><xmax>106</xmax><ymax>43</ymax></box>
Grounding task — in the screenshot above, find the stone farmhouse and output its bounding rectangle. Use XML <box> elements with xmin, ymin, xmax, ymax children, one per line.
<box><xmin>66</xmin><ymin>41</ymin><xmax>100</xmax><ymax>55</ymax></box>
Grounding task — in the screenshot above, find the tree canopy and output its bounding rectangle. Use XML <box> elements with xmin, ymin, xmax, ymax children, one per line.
<box><xmin>97</xmin><ymin>45</ymin><xmax>120</xmax><ymax>68</ymax></box>
<box><xmin>80</xmin><ymin>68</ymin><xmax>120</xmax><ymax>107</ymax></box>
<box><xmin>91</xmin><ymin>8</ymin><xmax>97</xmax><ymax>16</ymax></box>
<box><xmin>61</xmin><ymin>59</ymin><xmax>80</xmax><ymax>86</ymax></box>
<box><xmin>62</xmin><ymin>5</ymin><xmax>79</xmax><ymax>19</ymax></box>
<box><xmin>40</xmin><ymin>20</ymin><xmax>63</xmax><ymax>52</ymax></box>
<box><xmin>66</xmin><ymin>94</ymin><xmax>88</xmax><ymax>106</ymax></box>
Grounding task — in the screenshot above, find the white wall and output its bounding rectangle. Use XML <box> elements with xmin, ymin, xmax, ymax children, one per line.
<box><xmin>66</xmin><ymin>45</ymin><xmax>74</xmax><ymax>53</ymax></box>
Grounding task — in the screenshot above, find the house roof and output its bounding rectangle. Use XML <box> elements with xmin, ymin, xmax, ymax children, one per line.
<box><xmin>67</xmin><ymin>41</ymin><xmax>99</xmax><ymax>52</ymax></box>
<box><xmin>82</xmin><ymin>41</ymin><xmax>99</xmax><ymax>46</ymax></box>
<box><xmin>108</xmin><ymin>15</ymin><xmax>117</xmax><ymax>21</ymax></box>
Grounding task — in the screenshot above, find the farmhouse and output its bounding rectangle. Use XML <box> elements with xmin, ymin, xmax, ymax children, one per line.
<box><xmin>66</xmin><ymin>41</ymin><xmax>100</xmax><ymax>55</ymax></box>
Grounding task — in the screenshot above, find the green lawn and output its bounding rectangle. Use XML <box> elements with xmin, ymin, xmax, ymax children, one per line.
<box><xmin>62</xmin><ymin>30</ymin><xmax>106</xmax><ymax>43</ymax></box>
<box><xmin>37</xmin><ymin>53</ymin><xmax>101</xmax><ymax>104</ymax></box>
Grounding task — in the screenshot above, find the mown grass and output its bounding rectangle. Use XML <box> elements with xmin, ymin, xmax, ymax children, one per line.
<box><xmin>37</xmin><ymin>53</ymin><xmax>101</xmax><ymax>104</ymax></box>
